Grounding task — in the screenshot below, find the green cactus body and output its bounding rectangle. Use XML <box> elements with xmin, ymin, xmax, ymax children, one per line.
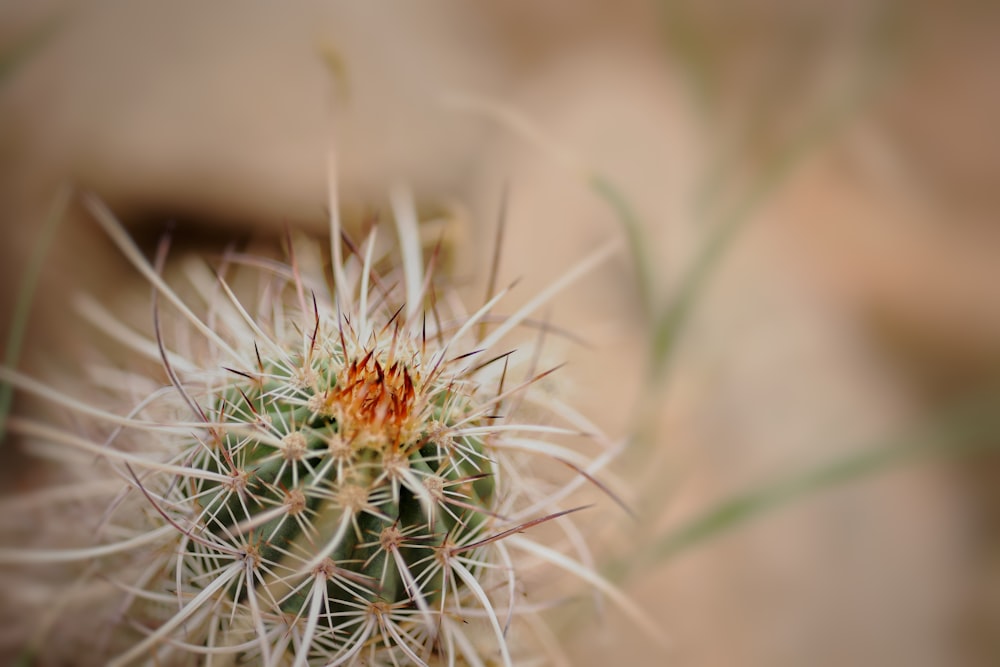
<box><xmin>193</xmin><ymin>334</ymin><xmax>494</xmax><ymax>629</ymax></box>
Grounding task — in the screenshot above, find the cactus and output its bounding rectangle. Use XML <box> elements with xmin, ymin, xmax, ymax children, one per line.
<box><xmin>0</xmin><ymin>187</ymin><xmax>649</xmax><ymax>666</ymax></box>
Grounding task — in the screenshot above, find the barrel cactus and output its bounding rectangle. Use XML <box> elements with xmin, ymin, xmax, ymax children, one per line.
<box><xmin>0</xmin><ymin>187</ymin><xmax>641</xmax><ymax>666</ymax></box>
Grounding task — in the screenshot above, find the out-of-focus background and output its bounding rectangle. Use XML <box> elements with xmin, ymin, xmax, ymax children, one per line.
<box><xmin>2</xmin><ymin>1</ymin><xmax>999</xmax><ymax>665</ymax></box>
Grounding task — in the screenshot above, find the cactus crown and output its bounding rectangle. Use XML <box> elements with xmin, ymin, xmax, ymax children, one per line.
<box><xmin>0</xmin><ymin>190</ymin><xmax>642</xmax><ymax>667</ymax></box>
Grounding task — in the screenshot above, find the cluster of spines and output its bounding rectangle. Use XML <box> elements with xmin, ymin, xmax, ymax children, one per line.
<box><xmin>145</xmin><ymin>309</ymin><xmax>514</xmax><ymax>665</ymax></box>
<box><xmin>0</xmin><ymin>190</ymin><xmax>656</xmax><ymax>667</ymax></box>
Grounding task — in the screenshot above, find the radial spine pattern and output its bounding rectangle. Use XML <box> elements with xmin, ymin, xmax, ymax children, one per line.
<box><xmin>0</xmin><ymin>186</ymin><xmax>638</xmax><ymax>666</ymax></box>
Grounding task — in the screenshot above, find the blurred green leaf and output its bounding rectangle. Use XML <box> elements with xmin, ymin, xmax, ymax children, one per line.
<box><xmin>590</xmin><ymin>175</ymin><xmax>656</xmax><ymax>321</ymax></box>
<box><xmin>0</xmin><ymin>186</ymin><xmax>71</xmax><ymax>445</ymax></box>
<box><xmin>0</xmin><ymin>14</ymin><xmax>65</xmax><ymax>88</ymax></box>
<box><xmin>648</xmin><ymin>1</ymin><xmax>903</xmax><ymax>384</ymax></box>
<box><xmin>611</xmin><ymin>391</ymin><xmax>1000</xmax><ymax>580</ymax></box>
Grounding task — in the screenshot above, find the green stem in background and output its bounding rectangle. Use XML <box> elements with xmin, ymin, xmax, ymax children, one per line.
<box><xmin>0</xmin><ymin>186</ymin><xmax>71</xmax><ymax>445</ymax></box>
<box><xmin>0</xmin><ymin>13</ymin><xmax>67</xmax><ymax>88</ymax></box>
<box><xmin>589</xmin><ymin>175</ymin><xmax>657</xmax><ymax>322</ymax></box>
<box><xmin>0</xmin><ymin>11</ymin><xmax>71</xmax><ymax>447</ymax></box>
<box><xmin>657</xmin><ymin>0</ymin><xmax>718</xmax><ymax>114</ymax></box>
<box><xmin>649</xmin><ymin>55</ymin><xmax>893</xmax><ymax>386</ymax></box>
<box><xmin>585</xmin><ymin>1</ymin><xmax>924</xmax><ymax>596</ymax></box>
<box><xmin>649</xmin><ymin>0</ymin><xmax>904</xmax><ymax>385</ymax></box>
<box><xmin>608</xmin><ymin>390</ymin><xmax>1000</xmax><ymax>581</ymax></box>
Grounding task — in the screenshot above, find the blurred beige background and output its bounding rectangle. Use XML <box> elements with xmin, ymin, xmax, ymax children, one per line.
<box><xmin>2</xmin><ymin>1</ymin><xmax>999</xmax><ymax>665</ymax></box>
